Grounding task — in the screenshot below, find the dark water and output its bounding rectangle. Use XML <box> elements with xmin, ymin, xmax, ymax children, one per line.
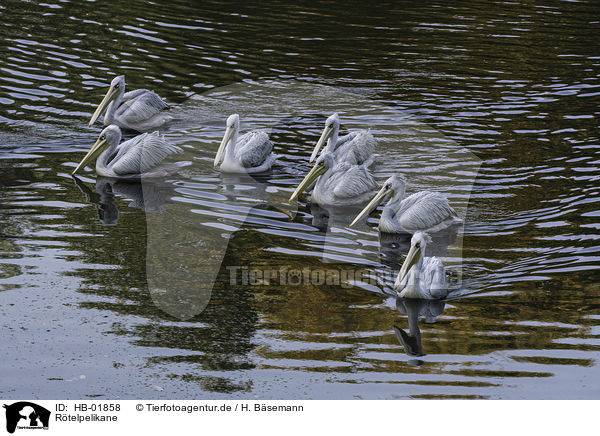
<box><xmin>1</xmin><ymin>0</ymin><xmax>599</xmax><ymax>399</ymax></box>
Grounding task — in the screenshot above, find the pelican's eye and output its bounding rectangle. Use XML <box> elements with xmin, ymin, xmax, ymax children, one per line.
<box><xmin>415</xmin><ymin>242</ymin><xmax>421</xmax><ymax>248</ymax></box>
<box><xmin>101</xmin><ymin>135</ymin><xmax>105</xmax><ymax>140</ymax></box>
<box><xmin>114</xmin><ymin>83</ymin><xmax>119</xmax><ymax>89</ymax></box>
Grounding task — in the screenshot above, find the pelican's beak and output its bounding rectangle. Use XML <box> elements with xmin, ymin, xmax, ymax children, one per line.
<box><xmin>309</xmin><ymin>124</ymin><xmax>334</xmax><ymax>163</ymax></box>
<box><xmin>214</xmin><ymin>125</ymin><xmax>234</xmax><ymax>167</ymax></box>
<box><xmin>349</xmin><ymin>185</ymin><xmax>392</xmax><ymax>227</ymax></box>
<box><xmin>394</xmin><ymin>244</ymin><xmax>422</xmax><ymax>290</ymax></box>
<box><xmin>72</xmin><ymin>137</ymin><xmax>109</xmax><ymax>175</ymax></box>
<box><xmin>289</xmin><ymin>163</ymin><xmax>328</xmax><ymax>201</ymax></box>
<box><xmin>89</xmin><ymin>85</ymin><xmax>119</xmax><ymax>127</ymax></box>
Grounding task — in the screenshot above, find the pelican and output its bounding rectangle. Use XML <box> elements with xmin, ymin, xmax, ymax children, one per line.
<box><xmin>309</xmin><ymin>113</ymin><xmax>376</xmax><ymax>165</ymax></box>
<box><xmin>394</xmin><ymin>232</ymin><xmax>447</xmax><ymax>299</ymax></box>
<box><xmin>214</xmin><ymin>114</ymin><xmax>276</xmax><ymax>173</ymax></box>
<box><xmin>88</xmin><ymin>75</ymin><xmax>172</xmax><ymax>132</ymax></box>
<box><xmin>72</xmin><ymin>125</ymin><xmax>182</xmax><ymax>179</ymax></box>
<box><xmin>289</xmin><ymin>151</ymin><xmax>377</xmax><ymax>206</ymax></box>
<box><xmin>350</xmin><ymin>175</ymin><xmax>462</xmax><ymax>233</ymax></box>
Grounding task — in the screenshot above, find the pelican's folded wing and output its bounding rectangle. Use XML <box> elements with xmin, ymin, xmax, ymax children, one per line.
<box><xmin>331</xmin><ymin>165</ymin><xmax>378</xmax><ymax>199</ymax></box>
<box><xmin>335</xmin><ymin>131</ymin><xmax>359</xmax><ymax>148</ymax></box>
<box><xmin>236</xmin><ymin>131</ymin><xmax>273</xmax><ymax>168</ymax></box>
<box><xmin>112</xmin><ymin>134</ymin><xmax>145</xmax><ymax>162</ymax></box>
<box><xmin>122</xmin><ymin>89</ymin><xmax>150</xmax><ymax>102</ymax></box>
<box><xmin>398</xmin><ymin>192</ymin><xmax>457</xmax><ymax>232</ymax></box>
<box><xmin>111</xmin><ymin>132</ymin><xmax>182</xmax><ymax>176</ymax></box>
<box><xmin>421</xmin><ymin>257</ymin><xmax>447</xmax><ymax>299</ymax></box>
<box><xmin>335</xmin><ymin>130</ymin><xmax>376</xmax><ymax>166</ymax></box>
<box><xmin>115</xmin><ymin>91</ymin><xmax>170</xmax><ymax>126</ymax></box>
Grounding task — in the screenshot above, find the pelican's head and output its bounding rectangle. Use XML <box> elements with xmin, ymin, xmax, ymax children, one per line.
<box><xmin>226</xmin><ymin>113</ymin><xmax>240</xmax><ymax>129</ymax></box>
<box><xmin>317</xmin><ymin>151</ymin><xmax>337</xmax><ymax>169</ymax></box>
<box><xmin>394</xmin><ymin>232</ymin><xmax>431</xmax><ymax>290</ymax></box>
<box><xmin>215</xmin><ymin>114</ymin><xmax>241</xmax><ymax>167</ymax></box>
<box><xmin>289</xmin><ymin>152</ymin><xmax>334</xmax><ymax>201</ymax></box>
<box><xmin>386</xmin><ymin>174</ymin><xmax>407</xmax><ymax>194</ymax></box>
<box><xmin>101</xmin><ymin>124</ymin><xmax>122</xmax><ymax>146</ymax></box>
<box><xmin>325</xmin><ymin>113</ymin><xmax>340</xmax><ymax>129</ymax></box>
<box><xmin>89</xmin><ymin>75</ymin><xmax>125</xmax><ymax>127</ymax></box>
<box><xmin>72</xmin><ymin>125</ymin><xmax>121</xmax><ymax>175</ymax></box>
<box><xmin>109</xmin><ymin>75</ymin><xmax>126</xmax><ymax>91</ymax></box>
<box><xmin>310</xmin><ymin>113</ymin><xmax>341</xmax><ymax>163</ymax></box>
<box><xmin>410</xmin><ymin>231</ymin><xmax>430</xmax><ymax>250</ymax></box>
<box><xmin>350</xmin><ymin>174</ymin><xmax>406</xmax><ymax>227</ymax></box>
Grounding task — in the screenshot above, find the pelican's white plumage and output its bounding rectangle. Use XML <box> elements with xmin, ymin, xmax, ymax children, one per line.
<box><xmin>214</xmin><ymin>114</ymin><xmax>276</xmax><ymax>173</ymax></box>
<box><xmin>310</xmin><ymin>113</ymin><xmax>376</xmax><ymax>165</ymax></box>
<box><xmin>89</xmin><ymin>75</ymin><xmax>172</xmax><ymax>132</ymax></box>
<box><xmin>72</xmin><ymin>125</ymin><xmax>182</xmax><ymax>179</ymax></box>
<box><xmin>290</xmin><ymin>151</ymin><xmax>378</xmax><ymax>206</ymax></box>
<box><xmin>350</xmin><ymin>175</ymin><xmax>462</xmax><ymax>233</ymax></box>
<box><xmin>394</xmin><ymin>232</ymin><xmax>447</xmax><ymax>299</ymax></box>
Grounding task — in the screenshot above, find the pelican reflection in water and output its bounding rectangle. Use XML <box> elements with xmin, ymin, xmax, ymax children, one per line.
<box><xmin>72</xmin><ymin>176</ymin><xmax>175</xmax><ymax>225</ymax></box>
<box><xmin>350</xmin><ymin>175</ymin><xmax>462</xmax><ymax>233</ymax></box>
<box><xmin>394</xmin><ymin>297</ymin><xmax>446</xmax><ymax>358</ymax></box>
<box><xmin>394</xmin><ymin>232</ymin><xmax>448</xmax><ymax>299</ymax></box>
<box><xmin>214</xmin><ymin>114</ymin><xmax>276</xmax><ymax>173</ymax></box>
<box><xmin>89</xmin><ymin>75</ymin><xmax>172</xmax><ymax>132</ymax></box>
<box><xmin>290</xmin><ymin>151</ymin><xmax>377</xmax><ymax>207</ymax></box>
<box><xmin>72</xmin><ymin>125</ymin><xmax>182</xmax><ymax>178</ymax></box>
<box><xmin>309</xmin><ymin>113</ymin><xmax>376</xmax><ymax>165</ymax></box>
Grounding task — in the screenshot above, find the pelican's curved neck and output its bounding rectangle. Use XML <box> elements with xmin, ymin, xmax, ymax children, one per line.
<box><xmin>382</xmin><ymin>184</ymin><xmax>406</xmax><ymax>221</ymax></box>
<box><xmin>403</xmin><ymin>254</ymin><xmax>425</xmax><ymax>294</ymax></box>
<box><xmin>411</xmin><ymin>257</ymin><xmax>424</xmax><ymax>281</ymax></box>
<box><xmin>223</xmin><ymin>124</ymin><xmax>240</xmax><ymax>165</ymax></box>
<box><xmin>398</xmin><ymin>244</ymin><xmax>429</xmax><ymax>299</ymax></box>
<box><xmin>104</xmin><ymin>87</ymin><xmax>124</xmax><ymax>126</ymax></box>
<box><xmin>309</xmin><ymin>172</ymin><xmax>328</xmax><ymax>206</ymax></box>
<box><xmin>96</xmin><ymin>142</ymin><xmax>119</xmax><ymax>175</ymax></box>
<box><xmin>326</xmin><ymin>122</ymin><xmax>340</xmax><ymax>153</ymax></box>
<box><xmin>390</xmin><ymin>184</ymin><xmax>406</xmax><ymax>205</ymax></box>
<box><xmin>315</xmin><ymin>160</ymin><xmax>344</xmax><ymax>192</ymax></box>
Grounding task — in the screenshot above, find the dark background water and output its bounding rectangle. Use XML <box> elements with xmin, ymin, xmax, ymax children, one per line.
<box><xmin>0</xmin><ymin>0</ymin><xmax>599</xmax><ymax>399</ymax></box>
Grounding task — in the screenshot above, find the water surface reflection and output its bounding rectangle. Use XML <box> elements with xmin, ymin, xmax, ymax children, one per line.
<box><xmin>0</xmin><ymin>0</ymin><xmax>599</xmax><ymax>399</ymax></box>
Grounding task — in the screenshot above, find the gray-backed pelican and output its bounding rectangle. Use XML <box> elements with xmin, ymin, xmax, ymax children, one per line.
<box><xmin>289</xmin><ymin>151</ymin><xmax>377</xmax><ymax>206</ymax></box>
<box><xmin>350</xmin><ymin>175</ymin><xmax>462</xmax><ymax>233</ymax></box>
<box><xmin>394</xmin><ymin>232</ymin><xmax>447</xmax><ymax>299</ymax></box>
<box><xmin>214</xmin><ymin>114</ymin><xmax>276</xmax><ymax>173</ymax></box>
<box><xmin>72</xmin><ymin>125</ymin><xmax>182</xmax><ymax>179</ymax></box>
<box><xmin>309</xmin><ymin>113</ymin><xmax>376</xmax><ymax>165</ymax></box>
<box><xmin>88</xmin><ymin>75</ymin><xmax>172</xmax><ymax>132</ymax></box>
